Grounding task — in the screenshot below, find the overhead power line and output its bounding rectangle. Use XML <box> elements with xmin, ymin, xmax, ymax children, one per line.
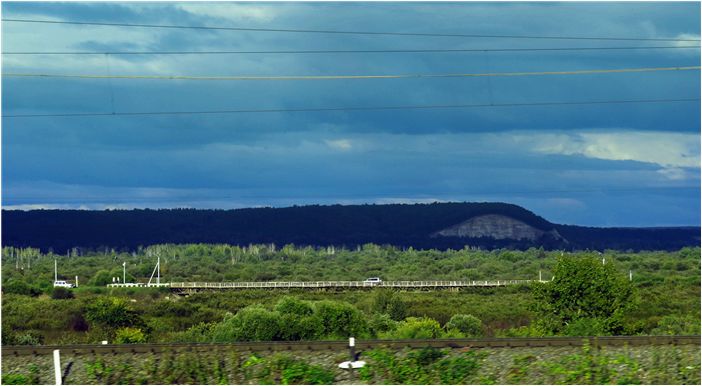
<box><xmin>4</xmin><ymin>66</ymin><xmax>699</xmax><ymax>81</ymax></box>
<box><xmin>3</xmin><ymin>18</ymin><xmax>700</xmax><ymax>42</ymax></box>
<box><xmin>4</xmin><ymin>98</ymin><xmax>699</xmax><ymax>118</ymax></box>
<box><xmin>3</xmin><ymin>46</ymin><xmax>700</xmax><ymax>55</ymax></box>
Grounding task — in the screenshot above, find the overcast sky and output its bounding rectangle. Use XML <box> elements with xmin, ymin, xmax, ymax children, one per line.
<box><xmin>2</xmin><ymin>1</ymin><xmax>700</xmax><ymax>227</ymax></box>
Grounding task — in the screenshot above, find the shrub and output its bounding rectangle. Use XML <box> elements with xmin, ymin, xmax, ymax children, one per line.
<box><xmin>3</xmin><ymin>280</ymin><xmax>41</xmax><ymax>296</ymax></box>
<box><xmin>368</xmin><ymin>313</ymin><xmax>398</xmax><ymax>337</ymax></box>
<box><xmin>90</xmin><ymin>270</ymin><xmax>113</xmax><ymax>286</ymax></box>
<box><xmin>384</xmin><ymin>317</ymin><xmax>443</xmax><ymax>339</ymax></box>
<box><xmin>445</xmin><ymin>314</ymin><xmax>483</xmax><ymax>337</ymax></box>
<box><xmin>275</xmin><ymin>297</ymin><xmax>314</xmax><ymax>316</ymax></box>
<box><xmin>211</xmin><ymin>306</ymin><xmax>282</xmax><ymax>342</ymax></box>
<box><xmin>114</xmin><ymin>327</ymin><xmax>147</xmax><ymax>344</ymax></box>
<box><xmin>313</xmin><ymin>300</ymin><xmax>368</xmax><ymax>339</ymax></box>
<box><xmin>651</xmin><ymin>314</ymin><xmax>701</xmax><ymax>335</ymax></box>
<box><xmin>85</xmin><ymin>296</ymin><xmax>144</xmax><ymax>329</ymax></box>
<box><xmin>51</xmin><ymin>287</ymin><xmax>75</xmax><ymax>299</ymax></box>
<box><xmin>2</xmin><ymin>374</ymin><xmax>31</xmax><ymax>385</ymax></box>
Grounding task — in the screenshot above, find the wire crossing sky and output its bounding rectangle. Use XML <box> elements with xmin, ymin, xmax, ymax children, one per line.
<box><xmin>4</xmin><ymin>17</ymin><xmax>700</xmax><ymax>41</ymax></box>
<box><xmin>2</xmin><ymin>2</ymin><xmax>700</xmax><ymax>227</ymax></box>
<box><xmin>4</xmin><ymin>65</ymin><xmax>700</xmax><ymax>81</ymax></box>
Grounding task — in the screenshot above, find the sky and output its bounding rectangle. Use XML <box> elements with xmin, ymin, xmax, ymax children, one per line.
<box><xmin>1</xmin><ymin>1</ymin><xmax>700</xmax><ymax>227</ymax></box>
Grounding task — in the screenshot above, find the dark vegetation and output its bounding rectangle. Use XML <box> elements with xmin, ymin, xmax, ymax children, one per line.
<box><xmin>2</xmin><ymin>245</ymin><xmax>699</xmax><ymax>346</ymax></box>
<box><xmin>3</xmin><ymin>203</ymin><xmax>699</xmax><ymax>252</ymax></box>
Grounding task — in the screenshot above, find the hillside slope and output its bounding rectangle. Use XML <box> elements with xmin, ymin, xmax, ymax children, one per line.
<box><xmin>2</xmin><ymin>202</ymin><xmax>698</xmax><ymax>251</ymax></box>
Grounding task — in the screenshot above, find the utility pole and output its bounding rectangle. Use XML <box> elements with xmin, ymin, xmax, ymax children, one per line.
<box><xmin>123</xmin><ymin>261</ymin><xmax>126</xmax><ymax>284</ymax></box>
<box><xmin>157</xmin><ymin>255</ymin><xmax>160</xmax><ymax>285</ymax></box>
<box><xmin>54</xmin><ymin>259</ymin><xmax>58</xmax><ymax>282</ymax></box>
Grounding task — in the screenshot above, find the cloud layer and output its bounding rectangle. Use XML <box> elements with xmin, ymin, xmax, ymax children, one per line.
<box><xmin>2</xmin><ymin>2</ymin><xmax>700</xmax><ymax>226</ymax></box>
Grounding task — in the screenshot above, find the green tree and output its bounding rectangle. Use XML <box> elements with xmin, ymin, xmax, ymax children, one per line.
<box><xmin>314</xmin><ymin>300</ymin><xmax>368</xmax><ymax>339</ymax></box>
<box><xmin>90</xmin><ymin>270</ymin><xmax>113</xmax><ymax>286</ymax></box>
<box><xmin>532</xmin><ymin>255</ymin><xmax>635</xmax><ymax>335</ymax></box>
<box><xmin>85</xmin><ymin>296</ymin><xmax>144</xmax><ymax>329</ymax></box>
<box><xmin>372</xmin><ymin>290</ymin><xmax>407</xmax><ymax>321</ymax></box>
<box><xmin>3</xmin><ymin>279</ymin><xmax>41</xmax><ymax>296</ymax></box>
<box><xmin>445</xmin><ymin>314</ymin><xmax>483</xmax><ymax>337</ymax></box>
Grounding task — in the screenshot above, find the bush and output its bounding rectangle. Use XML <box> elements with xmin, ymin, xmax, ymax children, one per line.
<box><xmin>2</xmin><ymin>374</ymin><xmax>31</xmax><ymax>385</ymax></box>
<box><xmin>445</xmin><ymin>314</ymin><xmax>483</xmax><ymax>337</ymax></box>
<box><xmin>3</xmin><ymin>280</ymin><xmax>41</xmax><ymax>296</ymax></box>
<box><xmin>314</xmin><ymin>300</ymin><xmax>368</xmax><ymax>339</ymax></box>
<box><xmin>114</xmin><ymin>327</ymin><xmax>147</xmax><ymax>344</ymax></box>
<box><xmin>651</xmin><ymin>314</ymin><xmax>701</xmax><ymax>335</ymax></box>
<box><xmin>372</xmin><ymin>290</ymin><xmax>407</xmax><ymax>321</ymax></box>
<box><xmin>51</xmin><ymin>287</ymin><xmax>75</xmax><ymax>299</ymax></box>
<box><xmin>211</xmin><ymin>306</ymin><xmax>282</xmax><ymax>342</ymax></box>
<box><xmin>275</xmin><ymin>297</ymin><xmax>314</xmax><ymax>316</ymax></box>
<box><xmin>384</xmin><ymin>317</ymin><xmax>443</xmax><ymax>339</ymax></box>
<box><xmin>85</xmin><ymin>296</ymin><xmax>144</xmax><ymax>329</ymax></box>
<box><xmin>368</xmin><ymin>313</ymin><xmax>398</xmax><ymax>337</ymax></box>
<box><xmin>90</xmin><ymin>270</ymin><xmax>113</xmax><ymax>286</ymax></box>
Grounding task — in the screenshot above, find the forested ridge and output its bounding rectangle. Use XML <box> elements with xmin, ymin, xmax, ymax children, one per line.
<box><xmin>2</xmin><ymin>202</ymin><xmax>699</xmax><ymax>251</ymax></box>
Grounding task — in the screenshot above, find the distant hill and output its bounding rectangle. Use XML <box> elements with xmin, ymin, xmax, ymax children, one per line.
<box><xmin>2</xmin><ymin>202</ymin><xmax>699</xmax><ymax>252</ymax></box>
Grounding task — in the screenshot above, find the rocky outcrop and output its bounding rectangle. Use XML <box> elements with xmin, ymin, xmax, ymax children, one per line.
<box><xmin>432</xmin><ymin>214</ymin><xmax>566</xmax><ymax>242</ymax></box>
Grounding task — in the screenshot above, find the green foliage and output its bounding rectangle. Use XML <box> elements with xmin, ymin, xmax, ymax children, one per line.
<box><xmin>313</xmin><ymin>300</ymin><xmax>368</xmax><ymax>339</ymax></box>
<box><xmin>211</xmin><ymin>306</ymin><xmax>282</xmax><ymax>342</ymax></box>
<box><xmin>368</xmin><ymin>313</ymin><xmax>398</xmax><ymax>337</ymax></box>
<box><xmin>1</xmin><ymin>246</ymin><xmax>699</xmax><ymax>344</ymax></box>
<box><xmin>1</xmin><ymin>374</ymin><xmax>31</xmax><ymax>385</ymax></box>
<box><xmin>275</xmin><ymin>297</ymin><xmax>314</xmax><ymax>316</ymax></box>
<box><xmin>172</xmin><ymin>322</ymin><xmax>215</xmax><ymax>343</ymax></box>
<box><xmin>532</xmin><ymin>255</ymin><xmax>636</xmax><ymax>335</ymax></box>
<box><xmin>275</xmin><ymin>357</ymin><xmax>335</xmax><ymax>385</ymax></box>
<box><xmin>435</xmin><ymin>351</ymin><xmax>484</xmax><ymax>384</ymax></box>
<box><xmin>361</xmin><ymin>348</ymin><xmax>485</xmax><ymax>384</ymax></box>
<box><xmin>51</xmin><ymin>287</ymin><xmax>75</xmax><ymax>299</ymax></box>
<box><xmin>3</xmin><ymin>279</ymin><xmax>41</xmax><ymax>296</ymax></box>
<box><xmin>445</xmin><ymin>314</ymin><xmax>483</xmax><ymax>337</ymax></box>
<box><xmin>651</xmin><ymin>314</ymin><xmax>701</xmax><ymax>335</ymax></box>
<box><xmin>90</xmin><ymin>270</ymin><xmax>113</xmax><ymax>286</ymax></box>
<box><xmin>114</xmin><ymin>327</ymin><xmax>147</xmax><ymax>344</ymax></box>
<box><xmin>372</xmin><ymin>289</ymin><xmax>408</xmax><ymax>320</ymax></box>
<box><xmin>383</xmin><ymin>316</ymin><xmax>443</xmax><ymax>339</ymax></box>
<box><xmin>85</xmin><ymin>296</ymin><xmax>144</xmax><ymax>329</ymax></box>
<box><xmin>538</xmin><ymin>342</ymin><xmax>644</xmax><ymax>384</ymax></box>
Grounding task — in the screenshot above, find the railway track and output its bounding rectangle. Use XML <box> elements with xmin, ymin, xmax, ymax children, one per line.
<box><xmin>4</xmin><ymin>336</ymin><xmax>699</xmax><ymax>356</ymax></box>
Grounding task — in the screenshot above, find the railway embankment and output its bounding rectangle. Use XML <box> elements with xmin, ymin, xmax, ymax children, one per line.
<box><xmin>2</xmin><ymin>336</ymin><xmax>699</xmax><ymax>384</ymax></box>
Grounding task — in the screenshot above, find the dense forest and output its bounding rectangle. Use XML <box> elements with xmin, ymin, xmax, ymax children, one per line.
<box><xmin>3</xmin><ymin>202</ymin><xmax>699</xmax><ymax>251</ymax></box>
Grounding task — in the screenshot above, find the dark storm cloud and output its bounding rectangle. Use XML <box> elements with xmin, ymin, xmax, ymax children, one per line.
<box><xmin>2</xmin><ymin>2</ymin><xmax>700</xmax><ymax>226</ymax></box>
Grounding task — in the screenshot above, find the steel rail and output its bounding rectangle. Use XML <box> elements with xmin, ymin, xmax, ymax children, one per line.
<box><xmin>4</xmin><ymin>336</ymin><xmax>699</xmax><ymax>356</ymax></box>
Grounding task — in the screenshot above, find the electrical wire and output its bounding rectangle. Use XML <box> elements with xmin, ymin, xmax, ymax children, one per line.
<box><xmin>3</xmin><ymin>18</ymin><xmax>700</xmax><ymax>42</ymax></box>
<box><xmin>4</xmin><ymin>98</ymin><xmax>699</xmax><ymax>118</ymax></box>
<box><xmin>4</xmin><ymin>66</ymin><xmax>699</xmax><ymax>81</ymax></box>
<box><xmin>3</xmin><ymin>46</ymin><xmax>700</xmax><ymax>55</ymax></box>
